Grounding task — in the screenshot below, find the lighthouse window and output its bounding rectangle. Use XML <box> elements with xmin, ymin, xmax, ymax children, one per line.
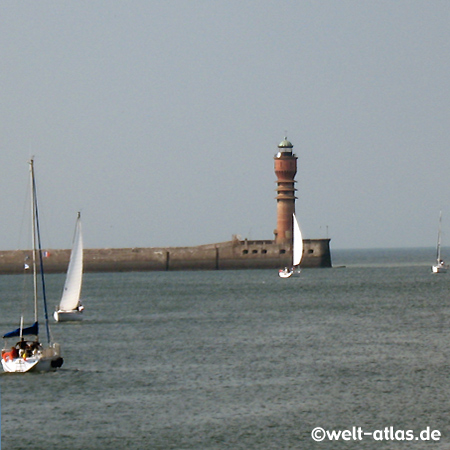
<box><xmin>280</xmin><ymin>249</ymin><xmax>286</xmax><ymax>254</ymax></box>
<box><xmin>308</xmin><ymin>249</ymin><xmax>314</xmax><ymax>254</ymax></box>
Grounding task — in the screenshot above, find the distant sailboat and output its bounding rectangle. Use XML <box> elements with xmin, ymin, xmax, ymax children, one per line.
<box><xmin>54</xmin><ymin>212</ymin><xmax>84</xmax><ymax>321</ymax></box>
<box><xmin>1</xmin><ymin>159</ymin><xmax>63</xmax><ymax>373</ymax></box>
<box><xmin>278</xmin><ymin>213</ymin><xmax>303</xmax><ymax>278</ymax></box>
<box><xmin>432</xmin><ymin>211</ymin><xmax>448</xmax><ymax>274</ymax></box>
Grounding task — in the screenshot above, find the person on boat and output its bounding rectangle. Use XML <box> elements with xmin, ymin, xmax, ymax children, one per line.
<box><xmin>16</xmin><ymin>339</ymin><xmax>26</xmax><ymax>355</ymax></box>
<box><xmin>17</xmin><ymin>340</ymin><xmax>26</xmax><ymax>356</ymax></box>
<box><xmin>17</xmin><ymin>338</ymin><xmax>26</xmax><ymax>349</ymax></box>
<box><xmin>28</xmin><ymin>340</ymin><xmax>40</xmax><ymax>355</ymax></box>
<box><xmin>16</xmin><ymin>339</ymin><xmax>36</xmax><ymax>357</ymax></box>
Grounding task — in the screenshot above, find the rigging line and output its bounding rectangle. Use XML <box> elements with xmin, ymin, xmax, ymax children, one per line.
<box><xmin>19</xmin><ymin>257</ymin><xmax>32</xmax><ymax>325</ymax></box>
<box><xmin>18</xmin><ymin>176</ymin><xmax>33</xmax><ymax>321</ymax></box>
<box><xmin>17</xmin><ymin>175</ymin><xmax>33</xmax><ymax>250</ymax></box>
<box><xmin>31</xmin><ymin>165</ymin><xmax>51</xmax><ymax>345</ymax></box>
<box><xmin>70</xmin><ymin>212</ymin><xmax>81</xmax><ymax>244</ymax></box>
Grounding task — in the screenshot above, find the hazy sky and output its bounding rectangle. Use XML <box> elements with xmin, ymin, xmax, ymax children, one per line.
<box><xmin>1</xmin><ymin>1</ymin><xmax>450</xmax><ymax>251</ymax></box>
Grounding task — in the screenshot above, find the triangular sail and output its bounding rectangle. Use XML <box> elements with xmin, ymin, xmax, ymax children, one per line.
<box><xmin>59</xmin><ymin>214</ymin><xmax>83</xmax><ymax>311</ymax></box>
<box><xmin>292</xmin><ymin>213</ymin><xmax>303</xmax><ymax>267</ymax></box>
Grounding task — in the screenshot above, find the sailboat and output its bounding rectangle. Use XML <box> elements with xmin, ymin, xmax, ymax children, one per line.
<box><xmin>1</xmin><ymin>159</ymin><xmax>64</xmax><ymax>373</ymax></box>
<box><xmin>54</xmin><ymin>212</ymin><xmax>84</xmax><ymax>322</ymax></box>
<box><xmin>432</xmin><ymin>211</ymin><xmax>448</xmax><ymax>274</ymax></box>
<box><xmin>278</xmin><ymin>213</ymin><xmax>303</xmax><ymax>278</ymax></box>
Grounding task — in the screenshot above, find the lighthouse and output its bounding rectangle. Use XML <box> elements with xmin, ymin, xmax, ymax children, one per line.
<box><xmin>274</xmin><ymin>137</ymin><xmax>297</xmax><ymax>244</ymax></box>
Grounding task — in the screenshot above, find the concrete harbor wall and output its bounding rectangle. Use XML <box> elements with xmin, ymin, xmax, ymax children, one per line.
<box><xmin>0</xmin><ymin>138</ymin><xmax>333</xmax><ymax>275</ymax></box>
<box><xmin>0</xmin><ymin>238</ymin><xmax>332</xmax><ymax>274</ymax></box>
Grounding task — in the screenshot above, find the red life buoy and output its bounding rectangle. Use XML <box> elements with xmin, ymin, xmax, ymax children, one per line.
<box><xmin>2</xmin><ymin>351</ymin><xmax>13</xmax><ymax>361</ymax></box>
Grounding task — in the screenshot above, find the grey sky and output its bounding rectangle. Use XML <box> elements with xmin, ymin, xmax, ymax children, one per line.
<box><xmin>1</xmin><ymin>1</ymin><xmax>450</xmax><ymax>251</ymax></box>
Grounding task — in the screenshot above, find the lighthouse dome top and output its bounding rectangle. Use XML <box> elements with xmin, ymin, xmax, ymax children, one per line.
<box><xmin>278</xmin><ymin>137</ymin><xmax>293</xmax><ymax>149</ymax></box>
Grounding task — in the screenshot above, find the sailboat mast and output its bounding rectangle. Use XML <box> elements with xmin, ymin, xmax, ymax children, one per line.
<box><xmin>29</xmin><ymin>159</ymin><xmax>39</xmax><ymax>325</ymax></box>
<box><xmin>29</xmin><ymin>158</ymin><xmax>51</xmax><ymax>344</ymax></box>
<box><xmin>436</xmin><ymin>211</ymin><xmax>442</xmax><ymax>263</ymax></box>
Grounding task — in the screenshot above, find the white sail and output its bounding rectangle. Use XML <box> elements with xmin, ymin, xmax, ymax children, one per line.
<box><xmin>292</xmin><ymin>213</ymin><xmax>303</xmax><ymax>267</ymax></box>
<box><xmin>432</xmin><ymin>210</ymin><xmax>448</xmax><ymax>273</ymax></box>
<box><xmin>59</xmin><ymin>214</ymin><xmax>83</xmax><ymax>311</ymax></box>
<box><xmin>436</xmin><ymin>211</ymin><xmax>443</xmax><ymax>263</ymax></box>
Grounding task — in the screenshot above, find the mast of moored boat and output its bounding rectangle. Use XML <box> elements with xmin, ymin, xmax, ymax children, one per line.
<box><xmin>436</xmin><ymin>210</ymin><xmax>442</xmax><ymax>264</ymax></box>
<box><xmin>19</xmin><ymin>316</ymin><xmax>24</xmax><ymax>340</ymax></box>
<box><xmin>30</xmin><ymin>159</ymin><xmax>39</xmax><ymax>330</ymax></box>
<box><xmin>29</xmin><ymin>158</ymin><xmax>51</xmax><ymax>345</ymax></box>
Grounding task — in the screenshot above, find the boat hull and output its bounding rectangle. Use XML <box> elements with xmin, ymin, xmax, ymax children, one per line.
<box><xmin>1</xmin><ymin>346</ymin><xmax>63</xmax><ymax>373</ymax></box>
<box><xmin>54</xmin><ymin>310</ymin><xmax>83</xmax><ymax>322</ymax></box>
<box><xmin>278</xmin><ymin>267</ymin><xmax>301</xmax><ymax>278</ymax></box>
<box><xmin>432</xmin><ymin>264</ymin><xmax>448</xmax><ymax>273</ymax></box>
<box><xmin>278</xmin><ymin>269</ymin><xmax>293</xmax><ymax>278</ymax></box>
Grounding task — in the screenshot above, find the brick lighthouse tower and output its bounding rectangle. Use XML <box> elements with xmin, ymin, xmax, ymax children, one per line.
<box><xmin>274</xmin><ymin>137</ymin><xmax>297</xmax><ymax>244</ymax></box>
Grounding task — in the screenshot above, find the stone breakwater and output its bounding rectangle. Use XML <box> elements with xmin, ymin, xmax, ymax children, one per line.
<box><xmin>0</xmin><ymin>239</ymin><xmax>332</xmax><ymax>274</ymax></box>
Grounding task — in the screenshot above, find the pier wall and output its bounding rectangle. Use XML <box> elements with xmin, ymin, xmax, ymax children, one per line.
<box><xmin>0</xmin><ymin>239</ymin><xmax>332</xmax><ymax>274</ymax></box>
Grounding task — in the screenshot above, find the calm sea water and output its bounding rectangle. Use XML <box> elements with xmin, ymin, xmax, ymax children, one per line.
<box><xmin>1</xmin><ymin>248</ymin><xmax>450</xmax><ymax>450</ymax></box>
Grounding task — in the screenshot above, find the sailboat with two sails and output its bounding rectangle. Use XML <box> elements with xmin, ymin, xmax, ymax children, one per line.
<box><xmin>1</xmin><ymin>159</ymin><xmax>64</xmax><ymax>373</ymax></box>
<box><xmin>54</xmin><ymin>212</ymin><xmax>84</xmax><ymax>322</ymax></box>
<box><xmin>278</xmin><ymin>213</ymin><xmax>303</xmax><ymax>278</ymax></box>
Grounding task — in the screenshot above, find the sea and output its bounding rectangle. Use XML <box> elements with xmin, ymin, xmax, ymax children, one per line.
<box><xmin>1</xmin><ymin>247</ymin><xmax>450</xmax><ymax>450</ymax></box>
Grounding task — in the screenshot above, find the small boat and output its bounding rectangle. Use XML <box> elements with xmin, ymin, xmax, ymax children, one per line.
<box><xmin>1</xmin><ymin>159</ymin><xmax>63</xmax><ymax>373</ymax></box>
<box><xmin>54</xmin><ymin>212</ymin><xmax>84</xmax><ymax>322</ymax></box>
<box><xmin>432</xmin><ymin>211</ymin><xmax>448</xmax><ymax>274</ymax></box>
<box><xmin>278</xmin><ymin>213</ymin><xmax>303</xmax><ymax>278</ymax></box>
